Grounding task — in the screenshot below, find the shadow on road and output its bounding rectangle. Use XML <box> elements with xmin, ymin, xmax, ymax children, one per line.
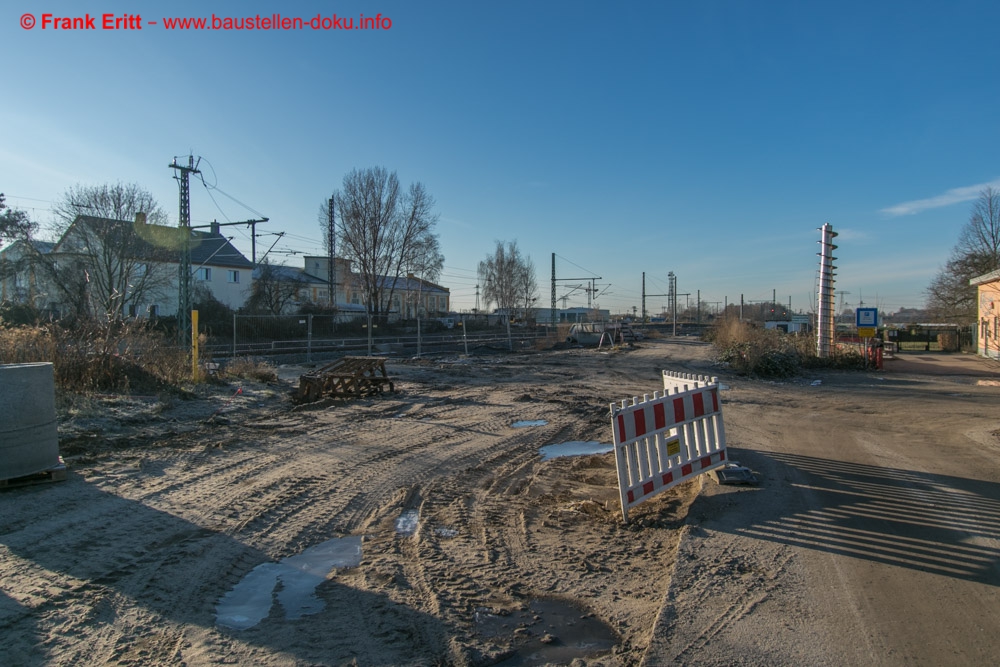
<box><xmin>727</xmin><ymin>451</ymin><xmax>1000</xmax><ymax>586</ymax></box>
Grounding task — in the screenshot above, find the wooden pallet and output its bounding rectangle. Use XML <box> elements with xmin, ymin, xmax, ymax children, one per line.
<box><xmin>295</xmin><ymin>356</ymin><xmax>395</xmax><ymax>403</ymax></box>
<box><xmin>0</xmin><ymin>458</ymin><xmax>68</xmax><ymax>489</ymax></box>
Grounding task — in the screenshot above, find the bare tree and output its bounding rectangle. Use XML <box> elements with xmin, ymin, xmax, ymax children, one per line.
<box><xmin>36</xmin><ymin>183</ymin><xmax>175</xmax><ymax>321</ymax></box>
<box><xmin>516</xmin><ymin>253</ymin><xmax>538</xmax><ymax>320</ymax></box>
<box><xmin>478</xmin><ymin>240</ymin><xmax>537</xmax><ymax>322</ymax></box>
<box><xmin>245</xmin><ymin>260</ymin><xmax>302</xmax><ymax>315</ymax></box>
<box><xmin>0</xmin><ymin>194</ymin><xmax>37</xmax><ymax>248</ymax></box>
<box><xmin>325</xmin><ymin>168</ymin><xmax>442</xmax><ymax>322</ymax></box>
<box><xmin>926</xmin><ymin>187</ymin><xmax>1000</xmax><ymax>323</ymax></box>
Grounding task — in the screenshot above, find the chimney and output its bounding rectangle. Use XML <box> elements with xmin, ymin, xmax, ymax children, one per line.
<box><xmin>211</xmin><ymin>220</ymin><xmax>220</xmax><ymax>235</ymax></box>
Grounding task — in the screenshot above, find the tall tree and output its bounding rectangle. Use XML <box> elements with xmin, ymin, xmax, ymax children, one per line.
<box><xmin>325</xmin><ymin>167</ymin><xmax>442</xmax><ymax>321</ymax></box>
<box><xmin>478</xmin><ymin>240</ymin><xmax>537</xmax><ymax>322</ymax></box>
<box><xmin>0</xmin><ymin>194</ymin><xmax>37</xmax><ymax>248</ymax></box>
<box><xmin>926</xmin><ymin>187</ymin><xmax>1000</xmax><ymax>323</ymax></box>
<box><xmin>46</xmin><ymin>182</ymin><xmax>174</xmax><ymax>320</ymax></box>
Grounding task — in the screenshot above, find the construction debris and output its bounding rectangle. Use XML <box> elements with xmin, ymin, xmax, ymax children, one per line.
<box><xmin>295</xmin><ymin>356</ymin><xmax>395</xmax><ymax>404</ymax></box>
<box><xmin>713</xmin><ymin>462</ymin><xmax>759</xmax><ymax>485</ymax></box>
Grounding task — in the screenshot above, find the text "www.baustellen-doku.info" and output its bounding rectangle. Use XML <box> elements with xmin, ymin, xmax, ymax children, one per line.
<box><xmin>20</xmin><ymin>13</ymin><xmax>392</xmax><ymax>31</ymax></box>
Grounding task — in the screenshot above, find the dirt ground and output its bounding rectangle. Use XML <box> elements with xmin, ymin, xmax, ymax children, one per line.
<box><xmin>2</xmin><ymin>340</ymin><xmax>998</xmax><ymax>666</ymax></box>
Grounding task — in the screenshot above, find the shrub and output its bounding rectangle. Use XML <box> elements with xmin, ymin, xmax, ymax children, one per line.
<box><xmin>710</xmin><ymin>318</ymin><xmax>864</xmax><ymax>377</ymax></box>
<box><xmin>0</xmin><ymin>320</ymin><xmax>189</xmax><ymax>392</ymax></box>
<box><xmin>225</xmin><ymin>356</ymin><xmax>278</xmax><ymax>383</ymax></box>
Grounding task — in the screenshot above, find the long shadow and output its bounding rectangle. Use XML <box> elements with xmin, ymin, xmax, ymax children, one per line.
<box><xmin>0</xmin><ymin>475</ymin><xmax>451</xmax><ymax>664</ymax></box>
<box><xmin>0</xmin><ymin>589</ymin><xmax>45</xmax><ymax>667</ymax></box>
<box><xmin>713</xmin><ymin>450</ymin><xmax>1000</xmax><ymax>585</ymax></box>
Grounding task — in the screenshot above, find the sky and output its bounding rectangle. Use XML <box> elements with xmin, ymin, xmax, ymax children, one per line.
<box><xmin>4</xmin><ymin>0</ymin><xmax>1000</xmax><ymax>317</ymax></box>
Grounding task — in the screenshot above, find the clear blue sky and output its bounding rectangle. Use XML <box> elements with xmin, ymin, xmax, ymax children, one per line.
<box><xmin>4</xmin><ymin>0</ymin><xmax>1000</xmax><ymax>316</ymax></box>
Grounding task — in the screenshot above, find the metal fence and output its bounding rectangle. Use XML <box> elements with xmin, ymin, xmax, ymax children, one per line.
<box><xmin>203</xmin><ymin>314</ymin><xmax>554</xmax><ymax>361</ymax></box>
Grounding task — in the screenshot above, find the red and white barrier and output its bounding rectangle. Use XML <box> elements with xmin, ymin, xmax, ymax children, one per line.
<box><xmin>610</xmin><ymin>372</ymin><xmax>727</xmax><ymax>522</ymax></box>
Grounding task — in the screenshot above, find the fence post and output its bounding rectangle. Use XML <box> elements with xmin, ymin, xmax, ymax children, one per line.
<box><xmin>462</xmin><ymin>315</ymin><xmax>469</xmax><ymax>355</ymax></box>
<box><xmin>307</xmin><ymin>314</ymin><xmax>313</xmax><ymax>364</ymax></box>
<box><xmin>232</xmin><ymin>313</ymin><xmax>237</xmax><ymax>356</ymax></box>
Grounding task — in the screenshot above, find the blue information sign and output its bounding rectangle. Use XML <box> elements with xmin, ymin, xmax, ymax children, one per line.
<box><xmin>856</xmin><ymin>308</ymin><xmax>878</xmax><ymax>327</ymax></box>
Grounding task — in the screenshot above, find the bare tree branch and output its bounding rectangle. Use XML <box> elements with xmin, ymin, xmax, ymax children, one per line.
<box><xmin>323</xmin><ymin>168</ymin><xmax>442</xmax><ymax>321</ymax></box>
<box><xmin>926</xmin><ymin>187</ymin><xmax>1000</xmax><ymax>323</ymax></box>
<box><xmin>478</xmin><ymin>240</ymin><xmax>537</xmax><ymax>322</ymax></box>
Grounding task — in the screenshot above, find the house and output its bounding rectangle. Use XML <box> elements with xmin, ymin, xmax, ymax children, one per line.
<box><xmin>380</xmin><ymin>273</ymin><xmax>450</xmax><ymax>319</ymax></box>
<box><xmin>257</xmin><ymin>255</ymin><xmax>450</xmax><ymax>319</ymax></box>
<box><xmin>0</xmin><ymin>240</ymin><xmax>55</xmax><ymax>312</ymax></box>
<box><xmin>188</xmin><ymin>221</ymin><xmax>255</xmax><ymax>311</ymax></box>
<box><xmin>971</xmin><ymin>269</ymin><xmax>1000</xmax><ymax>360</ymax></box>
<box><xmin>2</xmin><ymin>215</ymin><xmax>253</xmax><ymax>319</ymax></box>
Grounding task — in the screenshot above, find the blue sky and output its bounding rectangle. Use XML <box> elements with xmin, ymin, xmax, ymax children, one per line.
<box><xmin>4</xmin><ymin>0</ymin><xmax>1000</xmax><ymax>316</ymax></box>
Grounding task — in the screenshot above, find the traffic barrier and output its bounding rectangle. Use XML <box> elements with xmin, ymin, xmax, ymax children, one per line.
<box><xmin>610</xmin><ymin>372</ymin><xmax>727</xmax><ymax>522</ymax></box>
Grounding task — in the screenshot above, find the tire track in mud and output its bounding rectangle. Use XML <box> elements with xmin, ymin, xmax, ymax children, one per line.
<box><xmin>3</xmin><ymin>342</ymin><xmax>722</xmax><ymax>666</ymax></box>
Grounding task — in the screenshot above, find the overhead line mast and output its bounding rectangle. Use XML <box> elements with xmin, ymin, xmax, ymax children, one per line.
<box><xmin>170</xmin><ymin>155</ymin><xmax>268</xmax><ymax>347</ymax></box>
<box><xmin>170</xmin><ymin>156</ymin><xmax>201</xmax><ymax>345</ymax></box>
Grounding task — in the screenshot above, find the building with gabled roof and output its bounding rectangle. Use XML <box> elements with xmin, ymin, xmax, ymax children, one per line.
<box><xmin>258</xmin><ymin>255</ymin><xmax>450</xmax><ymax>319</ymax></box>
<box><xmin>0</xmin><ymin>239</ymin><xmax>55</xmax><ymax>310</ymax></box>
<box><xmin>971</xmin><ymin>269</ymin><xmax>1000</xmax><ymax>360</ymax></box>
<box><xmin>3</xmin><ymin>215</ymin><xmax>253</xmax><ymax>319</ymax></box>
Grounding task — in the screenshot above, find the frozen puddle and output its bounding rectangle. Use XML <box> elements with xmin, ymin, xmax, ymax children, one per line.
<box><xmin>540</xmin><ymin>441</ymin><xmax>613</xmax><ymax>461</ymax></box>
<box><xmin>395</xmin><ymin>509</ymin><xmax>419</xmax><ymax>536</ymax></box>
<box><xmin>216</xmin><ymin>536</ymin><xmax>362</xmax><ymax>630</ymax></box>
<box><xmin>512</xmin><ymin>420</ymin><xmax>548</xmax><ymax>428</ymax></box>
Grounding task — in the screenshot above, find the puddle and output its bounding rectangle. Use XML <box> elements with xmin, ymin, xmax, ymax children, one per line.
<box><xmin>810</xmin><ymin>380</ymin><xmax>822</xmax><ymax>386</ymax></box>
<box><xmin>476</xmin><ymin>597</ymin><xmax>616</xmax><ymax>666</ymax></box>
<box><xmin>976</xmin><ymin>379</ymin><xmax>1000</xmax><ymax>386</ymax></box>
<box><xmin>395</xmin><ymin>509</ymin><xmax>419</xmax><ymax>536</ymax></box>
<box><xmin>539</xmin><ymin>441</ymin><xmax>613</xmax><ymax>461</ymax></box>
<box><xmin>435</xmin><ymin>527</ymin><xmax>458</xmax><ymax>538</ymax></box>
<box><xmin>215</xmin><ymin>536</ymin><xmax>362</xmax><ymax>630</ymax></box>
<box><xmin>512</xmin><ymin>420</ymin><xmax>548</xmax><ymax>428</ymax></box>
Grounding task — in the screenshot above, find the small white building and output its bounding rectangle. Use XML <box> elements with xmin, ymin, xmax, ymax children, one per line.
<box><xmin>764</xmin><ymin>316</ymin><xmax>812</xmax><ymax>334</ymax></box>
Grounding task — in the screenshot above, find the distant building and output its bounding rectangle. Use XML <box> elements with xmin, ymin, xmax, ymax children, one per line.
<box><xmin>0</xmin><ymin>239</ymin><xmax>55</xmax><ymax>311</ymax></box>
<box><xmin>534</xmin><ymin>307</ymin><xmax>611</xmax><ymax>325</ymax></box>
<box><xmin>971</xmin><ymin>269</ymin><xmax>1000</xmax><ymax>360</ymax></box>
<box><xmin>764</xmin><ymin>315</ymin><xmax>812</xmax><ymax>334</ymax></box>
<box><xmin>261</xmin><ymin>255</ymin><xmax>450</xmax><ymax>319</ymax></box>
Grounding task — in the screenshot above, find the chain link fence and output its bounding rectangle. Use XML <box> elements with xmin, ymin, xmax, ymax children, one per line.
<box><xmin>202</xmin><ymin>314</ymin><xmax>556</xmax><ymax>362</ymax></box>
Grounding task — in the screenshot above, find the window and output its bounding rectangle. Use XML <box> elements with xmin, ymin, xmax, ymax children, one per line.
<box><xmin>227</xmin><ymin>270</ymin><xmax>239</xmax><ymax>284</ymax></box>
<box><xmin>128</xmin><ymin>304</ymin><xmax>138</xmax><ymax>317</ymax></box>
<box><xmin>196</xmin><ymin>267</ymin><xmax>212</xmax><ymax>281</ymax></box>
<box><xmin>148</xmin><ymin>304</ymin><xmax>159</xmax><ymax>317</ymax></box>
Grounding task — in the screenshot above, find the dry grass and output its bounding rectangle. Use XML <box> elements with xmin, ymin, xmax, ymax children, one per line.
<box><xmin>0</xmin><ymin>321</ymin><xmax>190</xmax><ymax>392</ymax></box>
<box><xmin>224</xmin><ymin>356</ymin><xmax>278</xmax><ymax>383</ymax></box>
<box><xmin>707</xmin><ymin>318</ymin><xmax>862</xmax><ymax>377</ymax></box>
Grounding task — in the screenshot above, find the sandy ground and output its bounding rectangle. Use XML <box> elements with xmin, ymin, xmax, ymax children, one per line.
<box><xmin>2</xmin><ymin>340</ymin><xmax>999</xmax><ymax>666</ymax></box>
